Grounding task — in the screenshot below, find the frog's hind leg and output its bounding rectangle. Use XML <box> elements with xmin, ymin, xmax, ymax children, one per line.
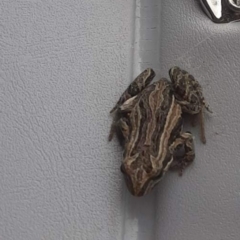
<box><xmin>198</xmin><ymin>108</ymin><xmax>206</xmax><ymax>144</ymax></box>
<box><xmin>169</xmin><ymin>132</ymin><xmax>195</xmax><ymax>176</ymax></box>
<box><xmin>198</xmin><ymin>99</ymin><xmax>212</xmax><ymax>143</ymax></box>
<box><xmin>169</xmin><ymin>66</ymin><xmax>212</xmax><ymax>144</ymax></box>
<box><xmin>110</xmin><ymin>68</ymin><xmax>155</xmax><ymax>113</ymax></box>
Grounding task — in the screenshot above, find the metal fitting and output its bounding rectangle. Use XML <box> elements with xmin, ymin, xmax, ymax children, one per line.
<box><xmin>227</xmin><ymin>0</ymin><xmax>240</xmax><ymax>12</ymax></box>
<box><xmin>200</xmin><ymin>0</ymin><xmax>240</xmax><ymax>23</ymax></box>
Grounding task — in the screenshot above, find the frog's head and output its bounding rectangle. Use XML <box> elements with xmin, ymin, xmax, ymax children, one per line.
<box><xmin>120</xmin><ymin>155</ymin><xmax>165</xmax><ymax>197</ymax></box>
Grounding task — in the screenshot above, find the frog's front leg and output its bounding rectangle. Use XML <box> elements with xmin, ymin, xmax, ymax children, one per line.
<box><xmin>169</xmin><ymin>132</ymin><xmax>195</xmax><ymax>176</ymax></box>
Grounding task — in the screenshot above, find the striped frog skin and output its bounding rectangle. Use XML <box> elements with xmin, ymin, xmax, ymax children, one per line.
<box><xmin>109</xmin><ymin>67</ymin><xmax>210</xmax><ymax>196</ymax></box>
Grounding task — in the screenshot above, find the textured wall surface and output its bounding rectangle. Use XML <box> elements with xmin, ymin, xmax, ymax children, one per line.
<box><xmin>154</xmin><ymin>1</ymin><xmax>240</xmax><ymax>239</ymax></box>
<box><xmin>1</xmin><ymin>0</ymin><xmax>240</xmax><ymax>239</ymax></box>
<box><xmin>0</xmin><ymin>0</ymin><xmax>134</xmax><ymax>239</ymax></box>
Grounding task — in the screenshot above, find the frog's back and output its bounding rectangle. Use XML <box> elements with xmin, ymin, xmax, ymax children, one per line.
<box><xmin>122</xmin><ymin>79</ymin><xmax>183</xmax><ymax>196</ymax></box>
<box><xmin>126</xmin><ymin>78</ymin><xmax>183</xmax><ymax>158</ymax></box>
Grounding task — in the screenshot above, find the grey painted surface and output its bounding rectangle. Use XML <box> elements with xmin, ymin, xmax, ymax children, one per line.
<box><xmin>1</xmin><ymin>0</ymin><xmax>240</xmax><ymax>239</ymax></box>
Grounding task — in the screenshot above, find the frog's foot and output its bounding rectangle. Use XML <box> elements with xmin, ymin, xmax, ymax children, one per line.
<box><xmin>108</xmin><ymin>122</ymin><xmax>116</xmax><ymax>142</ymax></box>
<box><xmin>169</xmin><ymin>132</ymin><xmax>195</xmax><ymax>176</ymax></box>
<box><xmin>203</xmin><ymin>99</ymin><xmax>212</xmax><ymax>113</ymax></box>
<box><xmin>108</xmin><ymin>117</ymin><xmax>130</xmax><ymax>148</ymax></box>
